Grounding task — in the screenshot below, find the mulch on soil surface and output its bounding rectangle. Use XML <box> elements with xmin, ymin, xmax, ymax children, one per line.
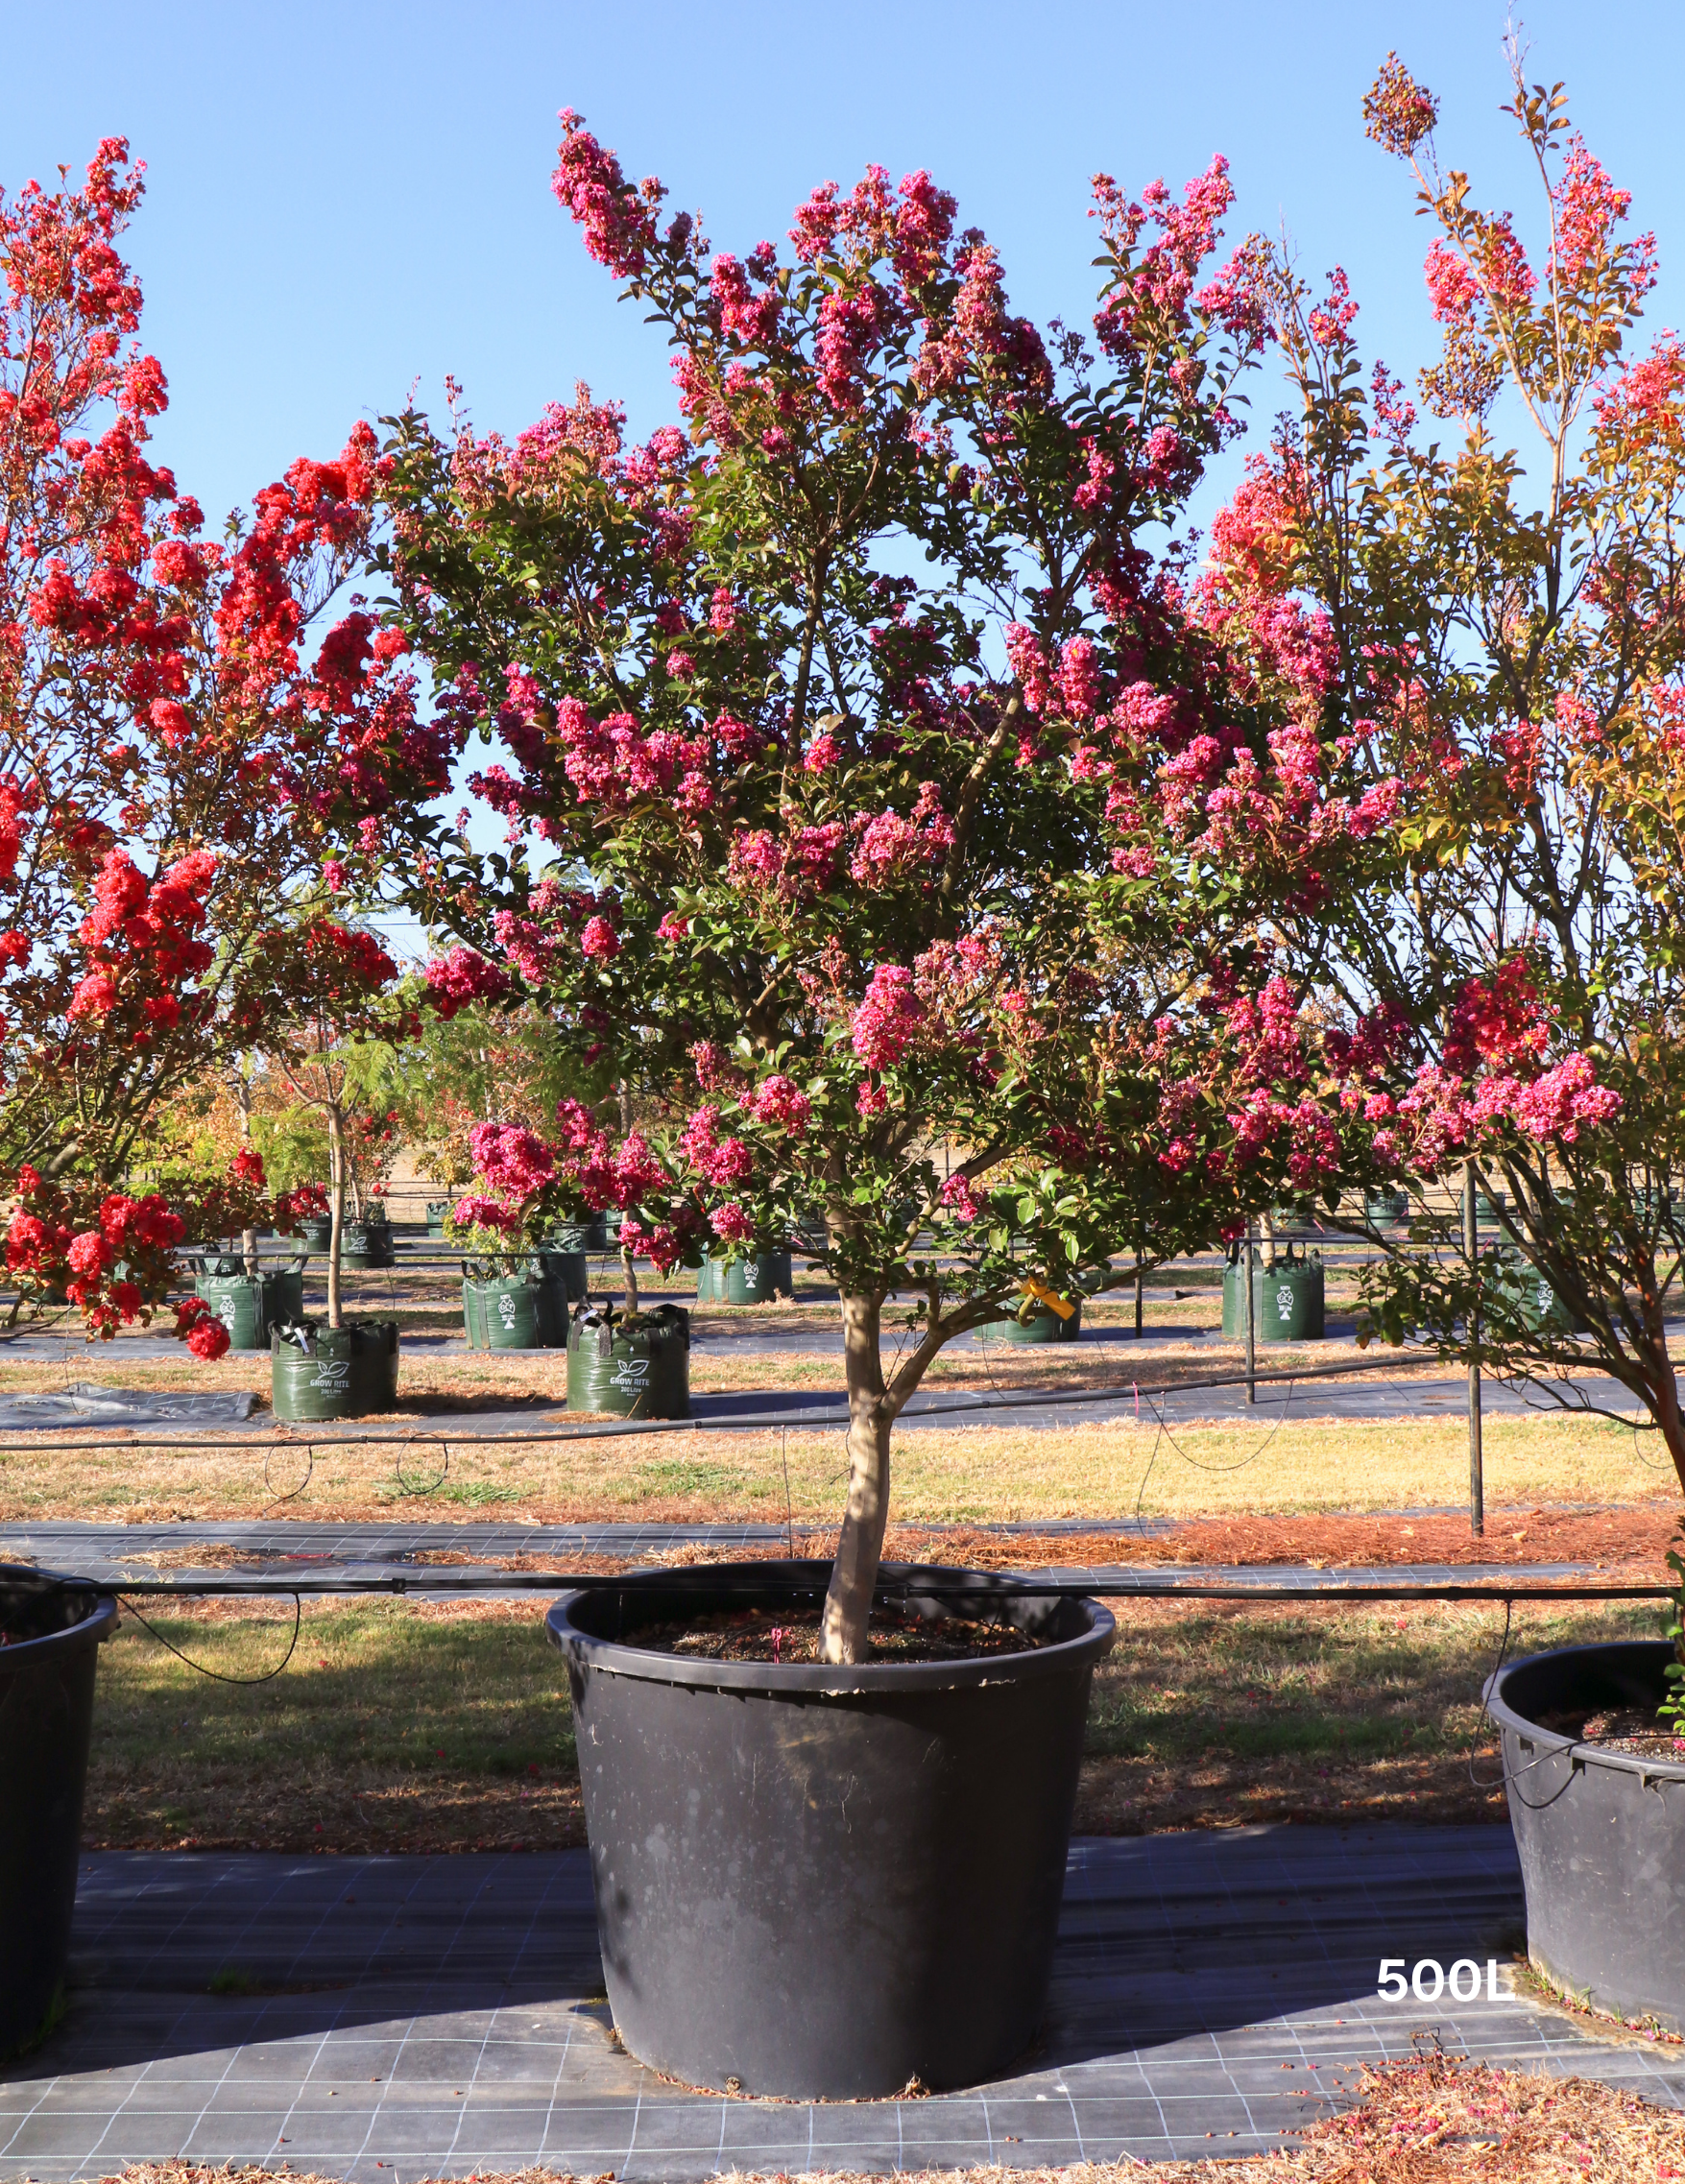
<box><xmin>117</xmin><ymin>1505</ymin><xmax>1679</xmax><ymax>1581</ymax></box>
<box><xmin>95</xmin><ymin>2056</ymin><xmax>1685</xmax><ymax>2178</ymax></box>
<box><xmin>888</xmin><ymin>1503</ymin><xmax>1681</xmax><ymax>1572</ymax></box>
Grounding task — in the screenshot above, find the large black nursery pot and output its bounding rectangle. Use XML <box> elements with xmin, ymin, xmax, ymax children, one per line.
<box><xmin>546</xmin><ymin>1559</ymin><xmax>1115</xmax><ymax>2099</ymax></box>
<box><xmin>0</xmin><ymin>1566</ymin><xmax>117</xmax><ymax>2056</ymax></box>
<box><xmin>1487</xmin><ymin>1641</ymin><xmax>1685</xmax><ymax>2030</ymax></box>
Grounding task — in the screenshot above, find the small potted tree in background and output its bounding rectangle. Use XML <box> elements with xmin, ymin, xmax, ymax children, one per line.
<box><xmin>380</xmin><ymin>117</ymin><xmax>1398</xmax><ymax>2095</ymax></box>
<box><xmin>251</xmin><ymin>915</ymin><xmax>422</xmax><ymax>1418</ymax></box>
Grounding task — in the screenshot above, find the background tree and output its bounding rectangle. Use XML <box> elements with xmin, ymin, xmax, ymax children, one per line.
<box><xmin>0</xmin><ymin>140</ymin><xmax>453</xmax><ymax>1334</ymax></box>
<box><xmin>382</xmin><ymin>121</ymin><xmax>1404</xmax><ymax>1659</ymax></box>
<box><xmin>1219</xmin><ymin>49</ymin><xmax>1683</xmax><ymax>1480</ymax></box>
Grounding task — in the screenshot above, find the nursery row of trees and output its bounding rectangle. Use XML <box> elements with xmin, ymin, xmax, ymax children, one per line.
<box><xmin>4</xmin><ymin>50</ymin><xmax>1682</xmax><ymax>1653</ymax></box>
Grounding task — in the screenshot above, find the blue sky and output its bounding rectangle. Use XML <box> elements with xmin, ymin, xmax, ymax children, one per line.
<box><xmin>8</xmin><ymin>0</ymin><xmax>1680</xmax><ymax>528</ymax></box>
<box><xmin>6</xmin><ymin>2</ymin><xmax>1676</xmax><ymax>947</ymax></box>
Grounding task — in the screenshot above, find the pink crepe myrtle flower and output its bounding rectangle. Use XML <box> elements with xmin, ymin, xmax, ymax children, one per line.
<box><xmin>753</xmin><ymin>1074</ymin><xmax>811</xmax><ymax>1132</ymax></box>
<box><xmin>581</xmin><ymin>916</ymin><xmax>620</xmax><ymax>960</ymax></box>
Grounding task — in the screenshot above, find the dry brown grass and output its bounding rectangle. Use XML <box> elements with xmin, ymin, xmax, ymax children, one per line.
<box><xmin>92</xmin><ymin>2055</ymin><xmax>1685</xmax><ymax>2175</ymax></box>
<box><xmin>2</xmin><ymin>1403</ymin><xmax>1671</xmax><ymax>1527</ymax></box>
<box><xmin>84</xmin><ymin>1593</ymin><xmax>1657</xmax><ymax>1851</ymax></box>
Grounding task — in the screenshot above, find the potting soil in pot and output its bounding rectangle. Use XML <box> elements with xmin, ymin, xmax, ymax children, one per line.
<box><xmin>635</xmin><ymin>1604</ymin><xmax>1049</xmax><ymax>1663</ymax></box>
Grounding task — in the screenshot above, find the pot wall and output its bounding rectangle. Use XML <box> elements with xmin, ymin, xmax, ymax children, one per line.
<box><xmin>1489</xmin><ymin>1641</ymin><xmax>1685</xmax><ymax>2029</ymax></box>
<box><xmin>0</xmin><ymin>1569</ymin><xmax>117</xmax><ymax>2056</ymax></box>
<box><xmin>547</xmin><ymin>1560</ymin><xmax>1114</xmax><ymax>2098</ymax></box>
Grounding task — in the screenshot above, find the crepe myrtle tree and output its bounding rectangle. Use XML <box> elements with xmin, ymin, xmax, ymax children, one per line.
<box><xmin>380</xmin><ymin>121</ymin><xmax>1407</xmax><ymax>1659</ymax></box>
<box><xmin>1210</xmin><ymin>49</ymin><xmax>1684</xmax><ymax>1482</ymax></box>
<box><xmin>0</xmin><ymin>139</ymin><xmax>454</xmax><ymax>1340</ymax></box>
<box><xmin>240</xmin><ymin>917</ymin><xmax>500</xmax><ymax>1330</ymax></box>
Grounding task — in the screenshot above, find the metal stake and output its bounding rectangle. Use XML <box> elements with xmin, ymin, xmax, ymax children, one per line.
<box><xmin>1244</xmin><ymin>1221</ymin><xmax>1257</xmax><ymax>1405</ymax></box>
<box><xmin>1466</xmin><ymin>1160</ymin><xmax>1484</xmax><ymax>1538</ymax></box>
<box><xmin>1134</xmin><ymin>1249</ymin><xmax>1143</xmax><ymax>1337</ymax></box>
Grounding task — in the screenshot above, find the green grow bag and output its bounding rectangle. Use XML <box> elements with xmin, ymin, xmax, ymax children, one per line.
<box><xmin>195</xmin><ymin>1260</ymin><xmax>305</xmax><ymax>1352</ymax></box>
<box><xmin>1222</xmin><ymin>1255</ymin><xmax>1326</xmax><ymax>1341</ymax></box>
<box><xmin>425</xmin><ymin>1201</ymin><xmax>452</xmax><ymax>1238</ymax></box>
<box><xmin>1476</xmin><ymin>1189</ymin><xmax>1506</xmax><ymax>1225</ymax></box>
<box><xmin>299</xmin><ymin>1215</ymin><xmax>332</xmax><ymax>1252</ymax></box>
<box><xmin>535</xmin><ymin>1248</ymin><xmax>589</xmax><ymax>1307</ymax></box>
<box><xmin>566</xmin><ymin>1304</ymin><xmax>690</xmax><ymax>1419</ymax></box>
<box><xmin>462</xmin><ymin>1267</ymin><xmax>566</xmax><ymax>1351</ymax></box>
<box><xmin>1494</xmin><ymin>1252</ymin><xmax>1589</xmax><ymax>1336</ymax></box>
<box><xmin>700</xmin><ymin>1249</ymin><xmax>793</xmax><ymax>1306</ymax></box>
<box><xmin>982</xmin><ymin>1297</ymin><xmax>1083</xmax><ymax>1344</ymax></box>
<box><xmin>271</xmin><ymin>1319</ymin><xmax>399</xmax><ymax>1421</ymax></box>
<box><xmin>1364</xmin><ymin>1189</ymin><xmax>1408</xmax><ymax>1227</ymax></box>
<box><xmin>341</xmin><ymin>1217</ymin><xmax>396</xmax><ymax>1269</ymax></box>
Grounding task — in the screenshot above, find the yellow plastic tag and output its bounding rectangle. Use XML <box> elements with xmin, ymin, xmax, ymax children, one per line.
<box><xmin>1020</xmin><ymin>1276</ymin><xmax>1076</xmax><ymax>1321</ymax></box>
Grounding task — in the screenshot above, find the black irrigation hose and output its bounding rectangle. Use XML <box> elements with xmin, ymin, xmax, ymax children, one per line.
<box><xmin>117</xmin><ymin>1588</ymin><xmax>303</xmax><ymax>1685</ymax></box>
<box><xmin>44</xmin><ymin>1571</ymin><xmax>1678</xmax><ymax>1603</ymax></box>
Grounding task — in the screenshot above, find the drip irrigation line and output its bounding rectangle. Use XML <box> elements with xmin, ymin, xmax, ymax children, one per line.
<box><xmin>118</xmin><ymin>1588</ymin><xmax>302</xmax><ymax>1684</ymax></box>
<box><xmin>24</xmin><ymin>1570</ymin><xmax>1674</xmax><ymax>1605</ymax></box>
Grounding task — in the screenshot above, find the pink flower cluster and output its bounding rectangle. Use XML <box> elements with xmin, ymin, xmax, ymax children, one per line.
<box><xmin>849</xmin><ymin>785</ymin><xmax>954</xmax><ymax>887</ymax></box>
<box><xmin>423</xmin><ymin>947</ymin><xmax>513</xmax><ymax>1020</ymax></box>
<box><xmin>752</xmin><ymin>1074</ymin><xmax>812</xmax><ymax>1131</ymax></box>
<box><xmin>850</xmin><ymin>964</ymin><xmax>926</xmax><ymax>1068</ymax></box>
<box><xmin>679</xmin><ymin>1105</ymin><xmax>754</xmax><ymax>1188</ymax></box>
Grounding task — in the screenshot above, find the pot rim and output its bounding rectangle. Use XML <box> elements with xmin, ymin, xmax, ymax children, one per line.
<box><xmin>547</xmin><ymin>1556</ymin><xmax>1116</xmax><ymax>1697</ymax></box>
<box><xmin>0</xmin><ymin>1564</ymin><xmax>118</xmax><ymax>1666</ymax></box>
<box><xmin>1484</xmin><ymin>1638</ymin><xmax>1685</xmax><ymax>1783</ymax></box>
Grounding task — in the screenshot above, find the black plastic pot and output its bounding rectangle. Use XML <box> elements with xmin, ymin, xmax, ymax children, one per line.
<box><xmin>546</xmin><ymin>1559</ymin><xmax>1115</xmax><ymax>2098</ymax></box>
<box><xmin>0</xmin><ymin>1566</ymin><xmax>118</xmax><ymax>2057</ymax></box>
<box><xmin>1487</xmin><ymin>1641</ymin><xmax>1685</xmax><ymax>2031</ymax></box>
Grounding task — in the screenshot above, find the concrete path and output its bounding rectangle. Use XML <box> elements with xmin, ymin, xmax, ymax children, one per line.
<box><xmin>1</xmin><ymin>1827</ymin><xmax>1675</xmax><ymax>2179</ymax></box>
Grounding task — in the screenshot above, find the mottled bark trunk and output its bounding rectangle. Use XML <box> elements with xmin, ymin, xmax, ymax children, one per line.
<box><xmin>618</xmin><ymin>1080</ymin><xmax>639</xmax><ymax>1310</ymax></box>
<box><xmin>325</xmin><ymin>1105</ymin><xmax>346</xmax><ymax>1331</ymax></box>
<box><xmin>820</xmin><ymin>1292</ymin><xmax>891</xmax><ymax>1664</ymax></box>
<box><xmin>238</xmin><ymin>1072</ymin><xmax>257</xmax><ymax>1277</ymax></box>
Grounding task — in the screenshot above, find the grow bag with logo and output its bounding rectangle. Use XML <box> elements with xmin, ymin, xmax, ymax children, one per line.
<box><xmin>1487</xmin><ymin>1641</ymin><xmax>1685</xmax><ymax>2033</ymax></box>
<box><xmin>566</xmin><ymin>1304</ymin><xmax>689</xmax><ymax>1418</ymax></box>
<box><xmin>298</xmin><ymin>1214</ymin><xmax>332</xmax><ymax>1251</ymax></box>
<box><xmin>340</xmin><ymin>1216</ymin><xmax>396</xmax><ymax>1269</ymax></box>
<box><xmin>193</xmin><ymin>1260</ymin><xmax>305</xmax><ymax>1351</ymax></box>
<box><xmin>462</xmin><ymin>1267</ymin><xmax>566</xmax><ymax>1351</ymax></box>
<box><xmin>271</xmin><ymin>1319</ymin><xmax>399</xmax><ymax>1421</ymax></box>
<box><xmin>0</xmin><ymin>1566</ymin><xmax>117</xmax><ymax>2059</ymax></box>
<box><xmin>546</xmin><ymin>1559</ymin><xmax>1115</xmax><ymax>2099</ymax></box>
<box><xmin>1221</xmin><ymin>1254</ymin><xmax>1326</xmax><ymax>1340</ymax></box>
<box><xmin>698</xmin><ymin>1248</ymin><xmax>792</xmax><ymax>1305</ymax></box>
<box><xmin>1493</xmin><ymin>1250</ymin><xmax>1590</xmax><ymax>1336</ymax></box>
<box><xmin>425</xmin><ymin>1200</ymin><xmax>451</xmax><ymax>1237</ymax></box>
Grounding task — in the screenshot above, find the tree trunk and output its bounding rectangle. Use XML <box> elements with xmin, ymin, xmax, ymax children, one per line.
<box><xmin>618</xmin><ymin>1078</ymin><xmax>639</xmax><ymax>1310</ymax></box>
<box><xmin>237</xmin><ymin>1069</ymin><xmax>257</xmax><ymax>1277</ymax></box>
<box><xmin>820</xmin><ymin>1292</ymin><xmax>891</xmax><ymax>1664</ymax></box>
<box><xmin>325</xmin><ymin>1104</ymin><xmax>346</xmax><ymax>1331</ymax></box>
<box><xmin>1261</xmin><ymin>1208</ymin><xmax>1277</xmax><ymax>1272</ymax></box>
